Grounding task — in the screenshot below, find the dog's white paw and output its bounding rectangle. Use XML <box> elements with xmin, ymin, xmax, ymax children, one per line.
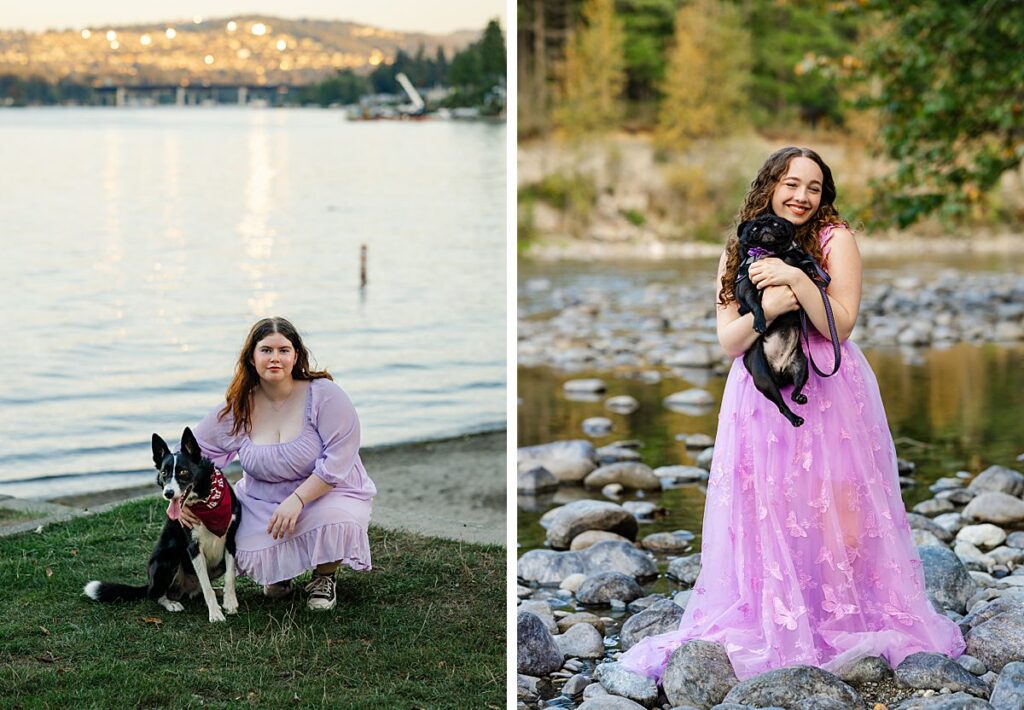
<box><xmin>208</xmin><ymin>607</ymin><xmax>226</xmax><ymax>623</ymax></box>
<box><xmin>223</xmin><ymin>600</ymin><xmax>239</xmax><ymax>615</ymax></box>
<box><xmin>158</xmin><ymin>596</ymin><xmax>185</xmax><ymax>612</ymax></box>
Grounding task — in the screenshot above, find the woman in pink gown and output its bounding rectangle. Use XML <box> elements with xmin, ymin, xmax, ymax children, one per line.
<box><xmin>619</xmin><ymin>147</ymin><xmax>965</xmax><ymax>680</ymax></box>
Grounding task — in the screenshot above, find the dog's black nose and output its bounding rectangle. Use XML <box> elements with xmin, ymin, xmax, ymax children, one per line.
<box><xmin>162</xmin><ymin>489</ymin><xmax>174</xmax><ymax>500</ymax></box>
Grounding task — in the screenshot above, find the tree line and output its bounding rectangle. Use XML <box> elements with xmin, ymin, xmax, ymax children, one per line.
<box><xmin>520</xmin><ymin>0</ymin><xmax>1023</xmax><ymax>226</ymax></box>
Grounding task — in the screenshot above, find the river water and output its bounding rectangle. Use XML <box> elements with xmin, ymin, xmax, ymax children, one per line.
<box><xmin>0</xmin><ymin>108</ymin><xmax>506</xmax><ymax>499</ymax></box>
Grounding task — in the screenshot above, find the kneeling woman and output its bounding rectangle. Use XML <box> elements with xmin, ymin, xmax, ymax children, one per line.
<box><xmin>182</xmin><ymin>317</ymin><xmax>376</xmax><ymax>610</ymax></box>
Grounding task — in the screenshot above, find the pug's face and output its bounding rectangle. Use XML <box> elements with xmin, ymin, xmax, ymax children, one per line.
<box><xmin>738</xmin><ymin>214</ymin><xmax>795</xmax><ymax>253</ymax></box>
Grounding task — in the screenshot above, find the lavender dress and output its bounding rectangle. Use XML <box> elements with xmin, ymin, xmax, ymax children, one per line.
<box><xmin>193</xmin><ymin>378</ymin><xmax>376</xmax><ymax>585</ymax></box>
<box><xmin>620</xmin><ymin>225</ymin><xmax>965</xmax><ymax>681</ymax></box>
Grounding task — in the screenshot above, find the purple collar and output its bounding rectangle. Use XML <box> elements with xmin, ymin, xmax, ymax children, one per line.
<box><xmin>747</xmin><ymin>247</ymin><xmax>774</xmax><ymax>260</ymax></box>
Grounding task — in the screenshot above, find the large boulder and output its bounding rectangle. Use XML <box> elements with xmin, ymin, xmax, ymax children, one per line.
<box><xmin>555</xmin><ymin>621</ymin><xmax>605</xmax><ymax>659</ymax></box>
<box><xmin>584</xmin><ymin>463</ymin><xmax>662</xmax><ymax>491</ymax></box>
<box><xmin>894</xmin><ymin>652</ymin><xmax>989</xmax><ymax>697</ymax></box>
<box><xmin>517</xmin><ymin>549</ymin><xmax>588</xmax><ymax>586</ymax></box>
<box><xmin>576</xmin><ymin>571</ymin><xmax>643</xmax><ymax>606</ymax></box>
<box><xmin>593</xmin><ymin>662</ymin><xmax>659</xmax><ymax>707</ymax></box>
<box><xmin>962</xmin><ymin>492</ymin><xmax>1024</xmax><ymax>526</ymax></box>
<box><xmin>517</xmin><ymin>611</ymin><xmax>562</xmax><ymax>676</ymax></box>
<box><xmin>721</xmin><ymin>666</ymin><xmax>861</xmax><ymax>708</ymax></box>
<box><xmin>518</xmin><ymin>440</ymin><xmax>599</xmax><ymax>483</ymax></box>
<box><xmin>580</xmin><ymin>540</ymin><xmax>658</xmax><ymax>580</ymax></box>
<box><xmin>968</xmin><ymin>466</ymin><xmax>1024</xmax><ymax>498</ymax></box>
<box><xmin>619</xmin><ymin>599</ymin><xmax>685</xmax><ymax>651</ymax></box>
<box><xmin>541</xmin><ymin>500</ymin><xmax>639</xmax><ymax>549</ymax></box>
<box><xmin>661</xmin><ymin>640</ymin><xmax>739</xmax><ymax>708</ymax></box>
<box><xmin>990</xmin><ymin>661</ymin><xmax>1024</xmax><ymax>710</ymax></box>
<box><xmin>919</xmin><ymin>545</ymin><xmax>978</xmax><ymax>614</ymax></box>
<box><xmin>892</xmin><ymin>693</ymin><xmax>995</xmax><ymax>709</ymax></box>
<box><xmin>965</xmin><ymin>610</ymin><xmax>1024</xmax><ymax>672</ymax></box>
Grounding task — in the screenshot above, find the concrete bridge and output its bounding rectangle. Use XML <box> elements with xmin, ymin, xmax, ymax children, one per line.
<box><xmin>93</xmin><ymin>84</ymin><xmax>298</xmax><ymax>107</ymax></box>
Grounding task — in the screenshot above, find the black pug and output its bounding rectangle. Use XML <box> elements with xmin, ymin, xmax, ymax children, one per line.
<box><xmin>734</xmin><ymin>214</ymin><xmax>829</xmax><ymax>427</ymax></box>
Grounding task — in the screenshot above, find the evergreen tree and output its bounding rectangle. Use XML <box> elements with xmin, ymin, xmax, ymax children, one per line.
<box><xmin>554</xmin><ymin>0</ymin><xmax>626</xmax><ymax>134</ymax></box>
<box><xmin>479</xmin><ymin>19</ymin><xmax>507</xmax><ymax>87</ymax></box>
<box><xmin>617</xmin><ymin>0</ymin><xmax>677</xmax><ymax>103</ymax></box>
<box><xmin>656</xmin><ymin>0</ymin><xmax>750</xmax><ymax>149</ymax></box>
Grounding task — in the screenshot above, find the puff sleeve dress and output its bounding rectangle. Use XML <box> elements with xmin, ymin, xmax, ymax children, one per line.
<box><xmin>193</xmin><ymin>378</ymin><xmax>376</xmax><ymax>585</ymax></box>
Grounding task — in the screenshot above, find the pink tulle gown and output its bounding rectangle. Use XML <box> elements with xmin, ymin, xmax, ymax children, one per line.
<box><xmin>620</xmin><ymin>225</ymin><xmax>965</xmax><ymax>681</ymax></box>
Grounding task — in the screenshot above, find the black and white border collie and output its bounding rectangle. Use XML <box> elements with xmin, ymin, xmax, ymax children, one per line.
<box><xmin>84</xmin><ymin>427</ymin><xmax>242</xmax><ymax>622</ymax></box>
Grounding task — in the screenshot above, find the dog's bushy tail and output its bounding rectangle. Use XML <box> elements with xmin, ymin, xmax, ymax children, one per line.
<box><xmin>83</xmin><ymin>580</ymin><xmax>148</xmax><ymax>602</ymax></box>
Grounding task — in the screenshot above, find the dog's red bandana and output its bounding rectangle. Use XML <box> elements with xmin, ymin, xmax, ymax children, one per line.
<box><xmin>166</xmin><ymin>469</ymin><xmax>233</xmax><ymax>537</ymax></box>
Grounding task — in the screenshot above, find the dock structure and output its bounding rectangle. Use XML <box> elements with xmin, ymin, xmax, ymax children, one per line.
<box><xmin>93</xmin><ymin>83</ymin><xmax>297</xmax><ymax>107</ymax></box>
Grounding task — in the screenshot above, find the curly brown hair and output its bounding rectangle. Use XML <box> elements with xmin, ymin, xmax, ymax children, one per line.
<box><xmin>718</xmin><ymin>147</ymin><xmax>847</xmax><ymax>307</ymax></box>
<box><xmin>220</xmin><ymin>317</ymin><xmax>333</xmax><ymax>435</ymax></box>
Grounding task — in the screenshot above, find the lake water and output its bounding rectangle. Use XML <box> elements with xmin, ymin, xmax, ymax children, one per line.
<box><xmin>0</xmin><ymin>108</ymin><xmax>506</xmax><ymax>499</ymax></box>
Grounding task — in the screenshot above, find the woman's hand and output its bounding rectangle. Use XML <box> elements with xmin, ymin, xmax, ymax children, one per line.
<box><xmin>179</xmin><ymin>505</ymin><xmax>200</xmax><ymax>529</ymax></box>
<box><xmin>749</xmin><ymin>257</ymin><xmax>801</xmax><ymax>290</ymax></box>
<box><xmin>267</xmin><ymin>494</ymin><xmax>304</xmax><ymax>540</ymax></box>
<box><xmin>761</xmin><ymin>285</ymin><xmax>800</xmax><ymax>321</ymax></box>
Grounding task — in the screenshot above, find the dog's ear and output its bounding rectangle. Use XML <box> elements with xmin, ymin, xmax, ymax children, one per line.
<box><xmin>737</xmin><ymin>220</ymin><xmax>751</xmax><ymax>238</ymax></box>
<box><xmin>180</xmin><ymin>427</ymin><xmax>202</xmax><ymax>462</ymax></box>
<box><xmin>152</xmin><ymin>434</ymin><xmax>171</xmax><ymax>468</ymax></box>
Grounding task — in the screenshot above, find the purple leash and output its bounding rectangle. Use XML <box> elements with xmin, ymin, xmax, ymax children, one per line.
<box><xmin>800</xmin><ymin>280</ymin><xmax>842</xmax><ymax>377</ymax></box>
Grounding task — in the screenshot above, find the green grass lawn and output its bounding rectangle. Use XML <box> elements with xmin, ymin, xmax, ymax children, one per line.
<box><xmin>0</xmin><ymin>498</ymin><xmax>505</xmax><ymax>709</ymax></box>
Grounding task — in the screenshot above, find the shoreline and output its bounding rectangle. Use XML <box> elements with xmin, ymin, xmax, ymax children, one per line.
<box><xmin>0</xmin><ymin>429</ymin><xmax>506</xmax><ymax>546</ymax></box>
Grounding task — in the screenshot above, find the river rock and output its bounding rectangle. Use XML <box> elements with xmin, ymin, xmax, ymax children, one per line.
<box><xmin>837</xmin><ymin>655</ymin><xmax>894</xmax><ymax>685</ymax></box>
<box><xmin>680</xmin><ymin>432</ymin><xmax>715</xmax><ymax>449</ymax></box>
<box><xmin>914</xmin><ymin>498</ymin><xmax>956</xmax><ymax>516</ymax></box>
<box><xmin>895</xmin><ymin>651</ymin><xmax>989</xmax><ymax>696</ymax></box>
<box><xmin>641</xmin><ymin>531</ymin><xmax>694</xmax><ymax>554</ymax></box>
<box><xmin>963</xmin><ymin>492</ymin><xmax>1024</xmax><ymax>525</ymax></box>
<box><xmin>934</xmin><ymin>512</ymin><xmax>965</xmax><ymax>534</ymax></box>
<box><xmin>892</xmin><ymin>692</ymin><xmax>995</xmax><ymax>709</ymax></box>
<box><xmin>584</xmin><ymin>417</ymin><xmax>614</xmax><ymax>437</ymax></box>
<box><xmin>661</xmin><ymin>640</ymin><xmax>739</xmax><ymax>708</ymax></box>
<box><xmin>622</xmin><ymin>501</ymin><xmax>659</xmax><ymax>519</ymax></box>
<box><xmin>565</xmin><ymin>378</ymin><xmax>607</xmax><ymax>394</ymax></box>
<box><xmin>666</xmin><ymin>344</ymin><xmax>716</xmax><ymax>368</ymax></box>
<box><xmin>960</xmin><ymin>597</ymin><xmax>1024</xmax><ymax>636</ymax></box>
<box><xmin>958</xmin><ymin>524</ymin><xmax>1008</xmax><ymax>551</ymax></box>
<box><xmin>938</xmin><ymin>488</ymin><xmax>977</xmax><ymax>505</ymax></box>
<box><xmin>990</xmin><ymin>661</ymin><xmax>1024</xmax><ymax>710</ymax></box>
<box><xmin>518</xmin><ymin>599</ymin><xmax>558</xmax><ymax>633</ymax></box>
<box><xmin>969</xmin><ymin>466</ymin><xmax>1024</xmax><ymax>498</ymax></box>
<box><xmin>558</xmin><ymin>611</ymin><xmax>606</xmax><ymax>635</ymax></box>
<box><xmin>965</xmin><ymin>609</ymin><xmax>1024</xmax><ymax>672</ymax></box>
<box><xmin>920</xmin><ymin>545</ymin><xmax>978</xmax><ymax>614</ymax></box>
<box><xmin>914</xmin><ymin>529</ymin><xmax>948</xmax><ymax>548</ymax></box>
<box><xmin>541</xmin><ymin>500</ymin><xmax>639</xmax><ymax>549</ymax></box>
<box><xmin>577</xmin><ymin>571</ymin><xmax>643</xmax><ymax>606</ymax></box>
<box><xmin>908</xmin><ymin>512</ymin><xmax>956</xmax><ymax>543</ymax></box>
<box><xmin>518</xmin><ymin>549</ymin><xmax>588</xmax><ymax>585</ymax></box>
<box><xmin>581</xmin><ymin>541</ymin><xmax>658</xmax><ymax>580</ymax></box>
<box><xmin>555</xmin><ymin>621</ymin><xmax>605</xmax><ymax>659</ymax></box>
<box><xmin>561</xmin><ymin>573</ymin><xmax>587</xmax><ymax>593</ymax></box>
<box><xmin>593</xmin><ymin>662</ymin><xmax>659</xmax><ymax>707</ymax></box>
<box><xmin>1006</xmin><ymin>532</ymin><xmax>1024</xmax><ymax>549</ymax></box>
<box><xmin>619</xmin><ymin>599</ymin><xmax>685</xmax><ymax>651</ymax></box>
<box><xmin>653</xmin><ymin>465</ymin><xmax>709</xmax><ymax>486</ymax></box>
<box><xmin>605</xmin><ymin>395</ymin><xmax>640</xmax><ymax>414</ymax></box>
<box><xmin>518</xmin><ymin>610</ymin><xmax>563</xmax><ymax>676</ymax></box>
<box><xmin>667</xmin><ymin>553</ymin><xmax>702</xmax><ymax>586</ymax></box>
<box><xmin>957</xmin><ymin>655</ymin><xmax>988</xmax><ymax>676</ymax></box>
<box><xmin>519</xmin><ymin>440</ymin><xmax>599</xmax><ymax>483</ymax></box>
<box><xmin>988</xmin><ymin>546</ymin><xmax>1024</xmax><ymax>568</ymax></box>
<box><xmin>695</xmin><ymin>447</ymin><xmax>714</xmax><ymax>470</ymax></box>
<box><xmin>664</xmin><ymin>389</ymin><xmax>715</xmax><ymax>411</ymax></box>
<box><xmin>597</xmin><ymin>446</ymin><xmax>644</xmax><ymax>464</ymax></box>
<box><xmin>571</xmin><ymin>530</ymin><xmax>634</xmax><ymax>551</ymax></box>
<box><xmin>584</xmin><ymin>463</ymin><xmax>662</xmax><ymax>491</ymax></box>
<box><xmin>578</xmin><ymin>695</ymin><xmax>648</xmax><ymax>710</ymax></box>
<box><xmin>518</xmin><ymin>466</ymin><xmax>561</xmax><ymax>494</ymax></box>
<box><xmin>563</xmin><ymin>673</ymin><xmax>592</xmax><ymax>698</ymax></box>
<box><xmin>955</xmin><ymin>540</ymin><xmax>992</xmax><ymax>573</ymax></box>
<box><xmin>602</xmin><ymin>483</ymin><xmax>625</xmax><ymax>499</ymax></box>
<box><xmin>721</xmin><ymin>666</ymin><xmax>861</xmax><ymax>708</ymax></box>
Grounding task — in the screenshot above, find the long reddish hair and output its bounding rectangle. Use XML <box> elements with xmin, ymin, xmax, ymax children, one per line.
<box><xmin>718</xmin><ymin>146</ymin><xmax>847</xmax><ymax>307</ymax></box>
<box><xmin>220</xmin><ymin>317</ymin><xmax>332</xmax><ymax>435</ymax></box>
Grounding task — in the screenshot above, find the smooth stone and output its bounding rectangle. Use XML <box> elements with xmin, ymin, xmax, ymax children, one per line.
<box><xmin>605</xmin><ymin>396</ymin><xmax>640</xmax><ymax>415</ymax></box>
<box><xmin>578</xmin><ymin>696</ymin><xmax>647</xmax><ymax>710</ymax></box>
<box><xmin>619</xmin><ymin>599</ymin><xmax>685</xmax><ymax>651</ymax></box>
<box><xmin>564</xmin><ymin>379</ymin><xmax>607</xmax><ymax>394</ymax></box>
<box><xmin>920</xmin><ymin>545</ymin><xmax>979</xmax><ymax>614</ymax></box>
<box><xmin>987</xmin><ymin>546</ymin><xmax>1024</xmax><ymax>568</ymax></box>
<box><xmin>519</xmin><ymin>440</ymin><xmax>599</xmax><ymax>483</ymax></box>
<box><xmin>990</xmin><ymin>661</ymin><xmax>1024</xmax><ymax>710</ymax></box>
<box><xmin>1005</xmin><ymin>532</ymin><xmax>1024</xmax><ymax>549</ymax></box>
<box><xmin>914</xmin><ymin>498</ymin><xmax>956</xmax><ymax>516</ymax></box>
<box><xmin>597</xmin><ymin>446</ymin><xmax>643</xmax><ymax>464</ymax></box>
<box><xmin>837</xmin><ymin>655</ymin><xmax>894</xmax><ymax>685</ymax></box>
<box><xmin>937</xmin><ymin>488</ymin><xmax>976</xmax><ymax>505</ymax></box>
<box><xmin>665</xmin><ymin>344</ymin><xmax>716</xmax><ymax>368</ymax></box>
<box><xmin>958</xmin><ymin>524</ymin><xmax>1008</xmax><ymax>550</ymax></box>
<box><xmin>792</xmin><ymin>698</ymin><xmax>852</xmax><ymax>710</ymax></box>
<box><xmin>517</xmin><ymin>673</ymin><xmax>548</xmax><ymax>703</ymax></box>
<box><xmin>662</xmin><ymin>640</ymin><xmax>739</xmax><ymax>708</ymax></box>
<box><xmin>931</xmin><ymin>477</ymin><xmax>966</xmax><ymax>492</ymax></box>
<box><xmin>583</xmin><ymin>417</ymin><xmax>614</xmax><ymax>437</ymax></box>
<box><xmin>563</xmin><ymin>673</ymin><xmax>592</xmax><ymax>698</ymax></box>
<box><xmin>891</xmin><ymin>692</ymin><xmax>995</xmax><ymax>709</ymax></box>
<box><xmin>518</xmin><ymin>611</ymin><xmax>563</xmax><ymax>676</ymax></box>
<box><xmin>518</xmin><ymin>549</ymin><xmax>589</xmax><ymax>586</ymax></box>
<box><xmin>681</xmin><ymin>433</ymin><xmax>715</xmax><ymax>449</ymax></box>
<box><xmin>580</xmin><ymin>541</ymin><xmax>659</xmax><ymax>581</ymax></box>
<box><xmin>561</xmin><ymin>573</ymin><xmax>587</xmax><ymax>594</ymax></box>
<box><xmin>584</xmin><ymin>463</ymin><xmax>662</xmax><ymax>491</ymax></box>
<box><xmin>576</xmin><ymin>572</ymin><xmax>643</xmax><ymax>606</ymax></box>
<box><xmin>519</xmin><ymin>599</ymin><xmax>558</xmax><ymax>633</ymax></box>
<box><xmin>641</xmin><ymin>531</ymin><xmax>694</xmax><ymax>554</ymax></box>
<box><xmin>914</xmin><ymin>529</ymin><xmax>948</xmax><ymax>548</ymax></box>
<box><xmin>908</xmin><ymin>512</ymin><xmax>956</xmax><ymax>543</ymax></box>
<box><xmin>555</xmin><ymin>622</ymin><xmax>605</xmax><ymax>659</ymax></box>
<box><xmin>622</xmin><ymin>501</ymin><xmax>658</xmax><ymax>519</ymax></box>
<box><xmin>933</xmin><ymin>512</ymin><xmax>965</xmax><ymax>534</ymax></box>
<box><xmin>667</xmin><ymin>554</ymin><xmax>702</xmax><ymax>586</ymax></box>
<box><xmin>963</xmin><ymin>492</ymin><xmax>1024</xmax><ymax>526</ymax></box>
<box><xmin>957</xmin><ymin>655</ymin><xmax>988</xmax><ymax>676</ymax></box>
<box><xmin>519</xmin><ymin>466</ymin><xmax>561</xmax><ymax>494</ymax></box>
<box><xmin>894</xmin><ymin>651</ymin><xmax>989</xmax><ymax>696</ymax></box>
<box><xmin>593</xmin><ymin>662</ymin><xmax>659</xmax><ymax>707</ymax></box>
<box><xmin>955</xmin><ymin>540</ymin><xmax>992</xmax><ymax>573</ymax></box>
<box><xmin>965</xmin><ymin>610</ymin><xmax>1024</xmax><ymax>672</ymax></box>
<box><xmin>968</xmin><ymin>466</ymin><xmax>1024</xmax><ymax>498</ymax></box>
<box><xmin>557</xmin><ymin>611</ymin><xmax>606</xmax><ymax>635</ymax></box>
<box><xmin>695</xmin><ymin>447</ymin><xmax>714</xmax><ymax>470</ymax></box>
<box><xmin>653</xmin><ymin>465</ymin><xmax>710</xmax><ymax>485</ymax></box>
<box><xmin>721</xmin><ymin>666</ymin><xmax>861</xmax><ymax>708</ymax></box>
<box><xmin>541</xmin><ymin>500</ymin><xmax>639</xmax><ymax>549</ymax></box>
<box><xmin>899</xmin><ymin>458</ymin><xmax>917</xmax><ymax>475</ymax></box>
<box><xmin>602</xmin><ymin>484</ymin><xmax>625</xmax><ymax>499</ymax></box>
<box><xmin>583</xmin><ymin>681</ymin><xmax>609</xmax><ymax>699</ymax></box>
<box><xmin>571</xmin><ymin>530</ymin><xmax>633</xmax><ymax>551</ymax></box>
<box><xmin>960</xmin><ymin>597</ymin><xmax>1024</xmax><ymax>636</ymax></box>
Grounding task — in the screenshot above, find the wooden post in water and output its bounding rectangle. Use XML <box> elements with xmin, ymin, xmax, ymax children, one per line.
<box><xmin>360</xmin><ymin>244</ymin><xmax>368</xmax><ymax>289</ymax></box>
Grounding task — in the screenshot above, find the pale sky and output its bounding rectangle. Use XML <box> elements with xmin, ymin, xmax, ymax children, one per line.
<box><xmin>0</xmin><ymin>1</ymin><xmax>506</xmax><ymax>35</ymax></box>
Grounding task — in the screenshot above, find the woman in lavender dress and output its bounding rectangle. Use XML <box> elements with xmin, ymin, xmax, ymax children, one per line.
<box><xmin>181</xmin><ymin>317</ymin><xmax>376</xmax><ymax>611</ymax></box>
<box><xmin>619</xmin><ymin>148</ymin><xmax>964</xmax><ymax>680</ymax></box>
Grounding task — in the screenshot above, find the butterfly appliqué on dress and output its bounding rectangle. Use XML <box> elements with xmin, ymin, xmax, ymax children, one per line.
<box><xmin>809</xmin><ymin>485</ymin><xmax>831</xmax><ymax>516</ymax></box>
<box><xmin>882</xmin><ymin>590</ymin><xmax>921</xmax><ymax>627</ymax></box>
<box><xmin>816</xmin><ymin>546</ymin><xmax>835</xmax><ymax>570</ymax></box>
<box><xmin>821</xmin><ymin>584</ymin><xmax>859</xmax><ymax>620</ymax></box>
<box><xmin>786</xmin><ymin>511</ymin><xmax>808</xmax><ymax>538</ymax></box>
<box><xmin>773</xmin><ymin>598</ymin><xmax>806</xmax><ymax>631</ymax></box>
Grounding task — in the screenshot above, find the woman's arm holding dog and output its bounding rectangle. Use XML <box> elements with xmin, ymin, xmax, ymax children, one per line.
<box><xmin>716</xmin><ymin>251</ymin><xmax>800</xmax><ymax>359</ymax></box>
<box><xmin>747</xmin><ymin>228</ymin><xmax>862</xmax><ymax>342</ymax></box>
